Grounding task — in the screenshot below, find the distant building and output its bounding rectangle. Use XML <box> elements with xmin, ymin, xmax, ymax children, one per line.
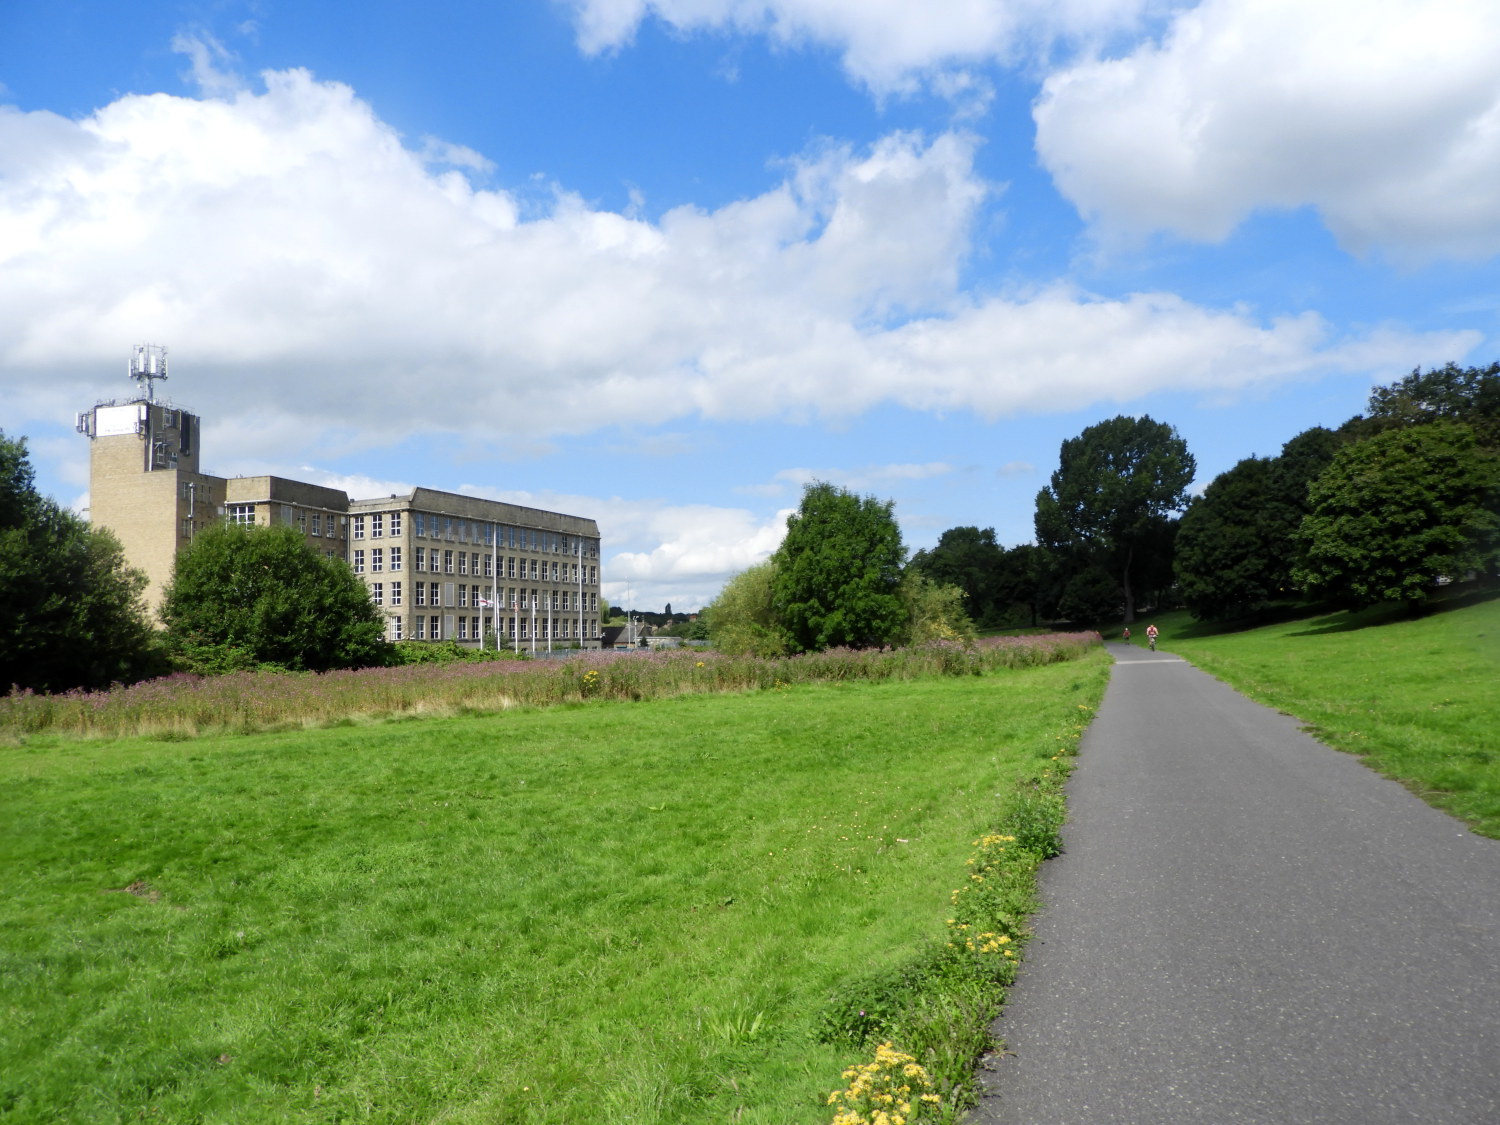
<box><xmin>77</xmin><ymin>346</ymin><xmax>603</xmax><ymax>648</ymax></box>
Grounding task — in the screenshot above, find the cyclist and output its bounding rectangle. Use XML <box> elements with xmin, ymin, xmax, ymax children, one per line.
<box><xmin>1145</xmin><ymin>623</ymin><xmax>1159</xmax><ymax>651</ymax></box>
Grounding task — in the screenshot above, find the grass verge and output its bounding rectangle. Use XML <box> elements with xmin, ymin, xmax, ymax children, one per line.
<box><xmin>1134</xmin><ymin>593</ymin><xmax>1500</xmax><ymax>838</ymax></box>
<box><xmin>0</xmin><ymin>652</ymin><xmax>1108</xmax><ymax>1124</ymax></box>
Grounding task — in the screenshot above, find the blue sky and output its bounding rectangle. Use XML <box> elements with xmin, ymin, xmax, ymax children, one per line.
<box><xmin>4</xmin><ymin>0</ymin><xmax>1498</xmax><ymax>612</ymax></box>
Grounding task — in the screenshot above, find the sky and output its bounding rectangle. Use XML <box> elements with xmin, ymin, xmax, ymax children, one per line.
<box><xmin>3</xmin><ymin>0</ymin><xmax>1498</xmax><ymax>614</ymax></box>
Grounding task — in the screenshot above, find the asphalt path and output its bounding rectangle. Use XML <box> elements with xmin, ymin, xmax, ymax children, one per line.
<box><xmin>970</xmin><ymin>641</ymin><xmax>1500</xmax><ymax>1125</ymax></box>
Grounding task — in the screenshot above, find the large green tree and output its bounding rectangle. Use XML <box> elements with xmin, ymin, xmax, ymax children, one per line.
<box><xmin>1354</xmin><ymin>361</ymin><xmax>1500</xmax><ymax>447</ymax></box>
<box><xmin>1035</xmin><ymin>415</ymin><xmax>1195</xmax><ymax>623</ymax></box>
<box><xmin>1173</xmin><ymin>426</ymin><xmax>1342</xmax><ymax>620</ymax></box>
<box><xmin>771</xmin><ymin>481</ymin><xmax>906</xmax><ymax>651</ymax></box>
<box><xmin>1293</xmin><ymin>423</ymin><xmax>1500</xmax><ymax>611</ymax></box>
<box><xmin>0</xmin><ymin>431</ymin><xmax>159</xmax><ymax>693</ymax></box>
<box><xmin>908</xmin><ymin>526</ymin><xmax>1006</xmax><ymax>625</ymax></box>
<box><xmin>161</xmin><ymin>522</ymin><xmax>389</xmax><ymax>671</ymax></box>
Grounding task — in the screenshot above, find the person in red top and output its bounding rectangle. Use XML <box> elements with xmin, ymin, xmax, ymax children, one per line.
<box><xmin>1145</xmin><ymin>623</ymin><xmax>1159</xmax><ymax>650</ymax></box>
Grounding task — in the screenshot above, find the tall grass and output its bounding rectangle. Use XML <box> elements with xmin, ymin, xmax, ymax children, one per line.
<box><xmin>0</xmin><ymin>655</ymin><xmax>1110</xmax><ymax>1124</ymax></box>
<box><xmin>0</xmin><ymin>634</ymin><xmax>1099</xmax><ymax>741</ymax></box>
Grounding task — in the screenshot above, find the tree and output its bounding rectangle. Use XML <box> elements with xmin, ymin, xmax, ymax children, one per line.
<box><xmin>898</xmin><ymin>571</ymin><xmax>977</xmax><ymax>645</ymax></box>
<box><xmin>772</xmin><ymin>482</ymin><xmax>907</xmax><ymax>652</ymax></box>
<box><xmin>1175</xmin><ymin>425</ymin><xmax>1345</xmax><ymax>620</ymax></box>
<box><xmin>161</xmin><ymin>522</ymin><xmax>389</xmax><ymax>671</ymax></box>
<box><xmin>1356</xmin><ymin>361</ymin><xmax>1500</xmax><ymax>447</ymax></box>
<box><xmin>908</xmin><ymin>526</ymin><xmax>1006</xmax><ymax>626</ymax></box>
<box><xmin>0</xmin><ymin>431</ymin><xmax>159</xmax><ymax>693</ymax></box>
<box><xmin>703</xmin><ymin>560</ymin><xmax>789</xmax><ymax>657</ymax></box>
<box><xmin>1035</xmin><ymin>415</ymin><xmax>1195</xmax><ymax>623</ymax></box>
<box><xmin>1056</xmin><ymin>565</ymin><xmax>1122</xmax><ymax>627</ymax></box>
<box><xmin>1293</xmin><ymin>423</ymin><xmax>1500</xmax><ymax>611</ymax></box>
<box><xmin>994</xmin><ymin>543</ymin><xmax>1059</xmax><ymax>627</ymax></box>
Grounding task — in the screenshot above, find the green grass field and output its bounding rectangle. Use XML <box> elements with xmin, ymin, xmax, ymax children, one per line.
<box><xmin>0</xmin><ymin>656</ymin><xmax>1109</xmax><ymax>1124</ymax></box>
<box><xmin>1136</xmin><ymin>593</ymin><xmax>1500</xmax><ymax>838</ymax></box>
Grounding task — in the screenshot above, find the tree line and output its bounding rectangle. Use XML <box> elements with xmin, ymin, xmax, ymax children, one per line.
<box><xmin>908</xmin><ymin>361</ymin><xmax>1500</xmax><ymax>631</ymax></box>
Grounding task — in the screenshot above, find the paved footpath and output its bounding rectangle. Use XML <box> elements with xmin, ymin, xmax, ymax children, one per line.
<box><xmin>970</xmin><ymin>642</ymin><xmax>1500</xmax><ymax>1125</ymax></box>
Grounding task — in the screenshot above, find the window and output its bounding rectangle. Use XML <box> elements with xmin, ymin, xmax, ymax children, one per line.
<box><xmin>352</xmin><ymin>515</ymin><xmax>365</xmax><ymax>540</ymax></box>
<box><xmin>415</xmin><ymin>583</ymin><xmax>427</xmax><ymax>607</ymax></box>
<box><xmin>458</xmin><ymin>552</ymin><xmax>468</xmax><ymax>576</ymax></box>
<box><xmin>415</xmin><ymin>616</ymin><xmax>426</xmax><ymax>640</ymax></box>
<box><xmin>389</xmin><ymin>512</ymin><xmax>402</xmax><ymax>536</ymax></box>
<box><xmin>414</xmin><ymin>512</ymin><xmax>426</xmax><ymax>537</ymax></box>
<box><xmin>353</xmin><ymin>550</ymin><xmax>365</xmax><ymax>574</ymax></box>
<box><xmin>457</xmin><ymin>617</ymin><xmax>468</xmax><ymax>640</ymax></box>
<box><xmin>430</xmin><ymin>582</ymin><xmax>441</xmax><ymax>607</ymax></box>
<box><xmin>484</xmin><ymin>524</ymin><xmax>493</xmax><ymax>546</ymax></box>
<box><xmin>471</xmin><ymin>585</ymin><xmax>480</xmax><ymax>609</ymax></box>
<box><xmin>371</xmin><ymin>583</ymin><xmax>384</xmax><ymax>605</ymax></box>
<box><xmin>530</xmin><ymin>559</ymin><xmax>538</xmax><ymax>580</ymax></box>
<box><xmin>371</xmin><ymin>513</ymin><xmax>384</xmax><ymax>538</ymax></box>
<box><xmin>390</xmin><ymin>547</ymin><xmax>402</xmax><ymax>571</ymax></box>
<box><xmin>311</xmin><ymin>512</ymin><xmax>322</xmax><ymax>536</ymax></box>
<box><xmin>391</xmin><ymin>581</ymin><xmax>402</xmax><ymax>606</ymax></box>
<box><xmin>507</xmin><ymin>556</ymin><xmax>515</xmax><ymax>579</ymax></box>
<box><xmin>507</xmin><ymin>617</ymin><xmax>516</xmax><ymax>638</ymax></box>
<box><xmin>444</xmin><ymin>550</ymin><xmax>454</xmax><ymax>574</ymax></box>
<box><xmin>471</xmin><ymin>616</ymin><xmax>480</xmax><ymax>640</ymax></box>
<box><xmin>444</xmin><ymin>582</ymin><xmax>455</xmax><ymax>607</ymax></box>
<box><xmin>431</xmin><ymin>616</ymin><xmax>442</xmax><ymax>641</ymax></box>
<box><xmin>415</xmin><ymin>547</ymin><xmax>426</xmax><ymax>572</ymax></box>
<box><xmin>227</xmin><ymin>504</ymin><xmax>255</xmax><ymax>526</ymax></box>
<box><xmin>444</xmin><ymin>615</ymin><xmax>455</xmax><ymax>640</ymax></box>
<box><xmin>484</xmin><ymin>554</ymin><xmax>493</xmax><ymax>578</ymax></box>
<box><xmin>295</xmin><ymin>510</ymin><xmax>307</xmax><ymax>534</ymax></box>
<box><xmin>371</xmin><ymin>548</ymin><xmax>383</xmax><ymax>572</ymax></box>
<box><xmin>458</xmin><ymin>585</ymin><xmax>468</xmax><ymax>608</ymax></box>
<box><xmin>550</xmin><ymin>561</ymin><xmax>559</xmax><ymax>582</ymax></box>
<box><xmin>389</xmin><ymin>617</ymin><xmax>403</xmax><ymax>641</ymax></box>
<box><xmin>444</xmin><ymin>517</ymin><xmax>455</xmax><ymax>541</ymax></box>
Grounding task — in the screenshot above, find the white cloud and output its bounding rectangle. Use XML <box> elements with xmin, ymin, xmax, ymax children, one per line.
<box><xmin>1034</xmin><ymin>0</ymin><xmax>1500</xmax><ymax>260</ymax></box>
<box><xmin>562</xmin><ymin>0</ymin><xmax>1160</xmax><ymax>95</ymax></box>
<box><xmin>0</xmin><ymin>54</ymin><xmax>1474</xmax><ymax>473</ymax></box>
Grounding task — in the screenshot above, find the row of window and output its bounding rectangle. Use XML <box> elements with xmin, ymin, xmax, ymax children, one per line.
<box><xmin>226</xmin><ymin>503</ymin><xmax>347</xmax><ymax>539</ymax></box>
<box><xmin>352</xmin><ymin>511</ymin><xmax>598</xmax><ymax>558</ymax></box>
<box><xmin>370</xmin><ymin>581</ymin><xmax>599</xmax><ymax>613</ymax></box>
<box><xmin>390</xmin><ymin>616</ymin><xmax>601</xmax><ymax>642</ymax></box>
<box><xmin>351</xmin><ymin>546</ymin><xmax>600</xmax><ymax>584</ymax></box>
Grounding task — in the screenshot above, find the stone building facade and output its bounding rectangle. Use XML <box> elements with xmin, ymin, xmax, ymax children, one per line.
<box><xmin>78</xmin><ymin>386</ymin><xmax>602</xmax><ymax>649</ymax></box>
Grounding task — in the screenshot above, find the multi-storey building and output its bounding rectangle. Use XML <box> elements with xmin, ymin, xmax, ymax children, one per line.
<box><xmin>77</xmin><ymin>347</ymin><xmax>602</xmax><ymax>648</ymax></box>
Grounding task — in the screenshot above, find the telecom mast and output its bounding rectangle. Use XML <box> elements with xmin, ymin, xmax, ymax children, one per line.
<box><xmin>129</xmin><ymin>344</ymin><xmax>169</xmax><ymax>401</ymax></box>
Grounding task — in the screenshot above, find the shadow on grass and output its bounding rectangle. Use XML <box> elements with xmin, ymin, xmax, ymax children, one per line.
<box><xmin>1287</xmin><ymin>585</ymin><xmax>1500</xmax><ymax>637</ymax></box>
<box><xmin>1103</xmin><ymin>583</ymin><xmax>1500</xmax><ymax>644</ymax></box>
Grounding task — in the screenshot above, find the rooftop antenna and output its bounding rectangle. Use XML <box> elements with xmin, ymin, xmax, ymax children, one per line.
<box><xmin>129</xmin><ymin>344</ymin><xmax>169</xmax><ymax>401</ymax></box>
